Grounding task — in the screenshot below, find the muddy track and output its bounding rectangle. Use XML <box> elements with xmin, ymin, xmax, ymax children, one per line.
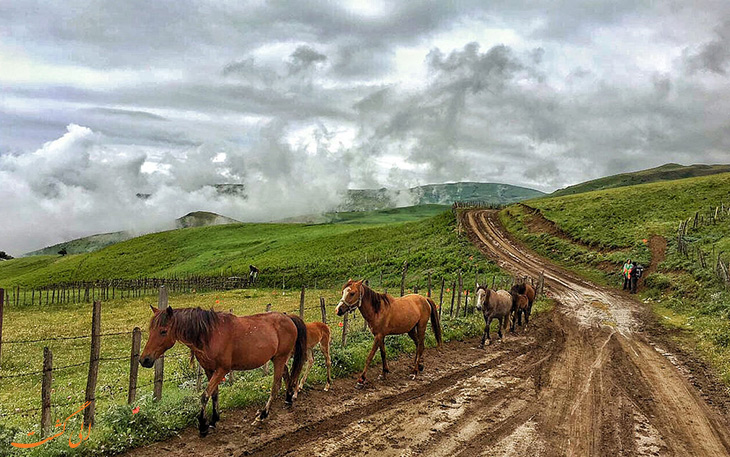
<box><xmin>127</xmin><ymin>210</ymin><xmax>730</xmax><ymax>457</ymax></box>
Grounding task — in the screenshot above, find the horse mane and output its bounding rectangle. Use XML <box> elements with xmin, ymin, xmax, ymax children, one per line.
<box><xmin>151</xmin><ymin>307</ymin><xmax>228</xmax><ymax>348</ymax></box>
<box><xmin>362</xmin><ymin>283</ymin><xmax>391</xmax><ymax>314</ymax></box>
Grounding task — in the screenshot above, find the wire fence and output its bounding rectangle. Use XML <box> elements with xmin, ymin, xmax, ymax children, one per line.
<box><xmin>0</xmin><ymin>265</ymin><xmax>533</xmax><ymax>434</ymax></box>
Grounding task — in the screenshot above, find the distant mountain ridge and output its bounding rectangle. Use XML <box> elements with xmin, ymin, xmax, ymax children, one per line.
<box><xmin>342</xmin><ymin>182</ymin><xmax>544</xmax><ymax>211</ymax></box>
<box><xmin>24</xmin><ymin>211</ymin><xmax>240</xmax><ymax>257</ymax></box>
<box><xmin>550</xmin><ymin>163</ymin><xmax>730</xmax><ymax>197</ymax></box>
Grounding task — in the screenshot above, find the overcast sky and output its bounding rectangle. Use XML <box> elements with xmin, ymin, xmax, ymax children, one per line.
<box><xmin>2</xmin><ymin>0</ymin><xmax>730</xmax><ymax>254</ymax></box>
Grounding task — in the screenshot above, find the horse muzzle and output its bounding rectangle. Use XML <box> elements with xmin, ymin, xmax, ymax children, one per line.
<box><xmin>335</xmin><ymin>301</ymin><xmax>355</xmax><ymax>316</ymax></box>
<box><xmin>140</xmin><ymin>356</ymin><xmax>155</xmax><ymax>368</ymax></box>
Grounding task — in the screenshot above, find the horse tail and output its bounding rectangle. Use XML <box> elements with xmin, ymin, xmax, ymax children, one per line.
<box><xmin>286</xmin><ymin>315</ymin><xmax>307</xmax><ymax>403</ymax></box>
<box><xmin>427</xmin><ymin>298</ymin><xmax>443</xmax><ymax>348</ymax></box>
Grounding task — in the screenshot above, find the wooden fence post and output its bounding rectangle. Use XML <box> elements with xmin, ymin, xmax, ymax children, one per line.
<box><xmin>41</xmin><ymin>346</ymin><xmax>53</xmax><ymax>437</ymax></box>
<box><xmin>128</xmin><ymin>327</ymin><xmax>141</xmax><ymax>404</ymax></box>
<box><xmin>84</xmin><ymin>300</ymin><xmax>101</xmax><ymax>426</ymax></box>
<box><xmin>455</xmin><ymin>270</ymin><xmax>463</xmax><ymax>316</ymax></box>
<box><xmin>299</xmin><ymin>285</ymin><xmax>305</xmax><ymax>319</ymax></box>
<box><xmin>320</xmin><ymin>297</ymin><xmax>327</xmax><ymax>324</ymax></box>
<box><xmin>341</xmin><ymin>314</ymin><xmax>349</xmax><ymax>347</ymax></box>
<box><xmin>154</xmin><ymin>286</ymin><xmax>168</xmax><ymax>401</ymax></box>
<box><xmin>464</xmin><ymin>290</ymin><xmax>470</xmax><ymax>316</ymax></box>
<box><xmin>400</xmin><ymin>260</ymin><xmax>408</xmax><ymax>297</ymax></box>
<box><xmin>450</xmin><ymin>281</ymin><xmax>456</xmax><ymax>316</ymax></box>
<box><xmin>0</xmin><ymin>288</ymin><xmax>4</xmax><ymax>367</ymax></box>
<box><xmin>439</xmin><ymin>278</ymin><xmax>445</xmax><ymax>318</ymax></box>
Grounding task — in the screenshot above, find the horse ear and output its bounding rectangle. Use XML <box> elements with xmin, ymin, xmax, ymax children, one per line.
<box><xmin>150</xmin><ymin>304</ymin><xmax>158</xmax><ymax>314</ymax></box>
<box><xmin>166</xmin><ymin>306</ymin><xmax>173</xmax><ymax>318</ymax></box>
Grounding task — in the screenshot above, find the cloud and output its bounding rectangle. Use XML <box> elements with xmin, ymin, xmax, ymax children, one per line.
<box><xmin>3</xmin><ymin>0</ymin><xmax>730</xmax><ymax>253</ymax></box>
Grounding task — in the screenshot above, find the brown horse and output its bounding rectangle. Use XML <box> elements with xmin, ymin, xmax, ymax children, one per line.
<box><xmin>510</xmin><ymin>293</ymin><xmax>530</xmax><ymax>332</ymax></box>
<box><xmin>509</xmin><ymin>283</ymin><xmax>536</xmax><ymax>327</ymax></box>
<box><xmin>335</xmin><ymin>279</ymin><xmax>442</xmax><ymax>386</ymax></box>
<box><xmin>140</xmin><ymin>306</ymin><xmax>306</xmax><ymax>437</ymax></box>
<box><xmin>475</xmin><ymin>284</ymin><xmax>512</xmax><ymax>347</ymax></box>
<box><xmin>293</xmin><ymin>321</ymin><xmax>332</xmax><ymax>400</ymax></box>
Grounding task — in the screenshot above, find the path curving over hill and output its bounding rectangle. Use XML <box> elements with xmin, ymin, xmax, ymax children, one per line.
<box><xmin>463</xmin><ymin>209</ymin><xmax>730</xmax><ymax>456</ymax></box>
<box><xmin>126</xmin><ymin>210</ymin><xmax>730</xmax><ymax>457</ymax></box>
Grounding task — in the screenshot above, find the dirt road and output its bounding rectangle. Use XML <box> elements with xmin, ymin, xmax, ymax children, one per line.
<box><xmin>127</xmin><ymin>210</ymin><xmax>730</xmax><ymax>457</ymax></box>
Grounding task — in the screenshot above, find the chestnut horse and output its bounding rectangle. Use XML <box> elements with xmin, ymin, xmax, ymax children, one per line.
<box><xmin>293</xmin><ymin>321</ymin><xmax>332</xmax><ymax>399</ymax></box>
<box><xmin>335</xmin><ymin>279</ymin><xmax>442</xmax><ymax>386</ymax></box>
<box><xmin>475</xmin><ymin>284</ymin><xmax>512</xmax><ymax>347</ymax></box>
<box><xmin>140</xmin><ymin>306</ymin><xmax>306</xmax><ymax>436</ymax></box>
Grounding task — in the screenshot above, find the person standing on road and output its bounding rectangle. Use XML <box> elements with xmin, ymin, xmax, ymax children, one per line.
<box><xmin>630</xmin><ymin>261</ymin><xmax>642</xmax><ymax>294</ymax></box>
<box><xmin>622</xmin><ymin>259</ymin><xmax>633</xmax><ymax>290</ymax></box>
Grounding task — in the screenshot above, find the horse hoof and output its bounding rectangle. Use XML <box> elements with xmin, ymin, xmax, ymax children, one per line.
<box><xmin>324</xmin><ymin>385</ymin><xmax>330</xmax><ymax>392</ymax></box>
<box><xmin>355</xmin><ymin>381</ymin><xmax>365</xmax><ymax>389</ymax></box>
<box><xmin>418</xmin><ymin>364</ymin><xmax>424</xmax><ymax>372</ymax></box>
<box><xmin>199</xmin><ymin>428</ymin><xmax>209</xmax><ymax>438</ymax></box>
<box><xmin>478</xmin><ymin>344</ymin><xmax>484</xmax><ymax>350</ymax></box>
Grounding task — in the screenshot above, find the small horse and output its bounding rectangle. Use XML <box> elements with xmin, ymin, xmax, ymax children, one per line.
<box><xmin>510</xmin><ymin>293</ymin><xmax>530</xmax><ymax>332</ymax></box>
<box><xmin>509</xmin><ymin>283</ymin><xmax>536</xmax><ymax>326</ymax></box>
<box><xmin>140</xmin><ymin>306</ymin><xmax>306</xmax><ymax>437</ymax></box>
<box><xmin>475</xmin><ymin>284</ymin><xmax>512</xmax><ymax>347</ymax></box>
<box><xmin>335</xmin><ymin>279</ymin><xmax>442</xmax><ymax>386</ymax></box>
<box><xmin>293</xmin><ymin>321</ymin><xmax>332</xmax><ymax>399</ymax></box>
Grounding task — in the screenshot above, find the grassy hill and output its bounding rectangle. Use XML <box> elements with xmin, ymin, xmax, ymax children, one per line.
<box><xmin>550</xmin><ymin>163</ymin><xmax>730</xmax><ymax>197</ymax></box>
<box><xmin>276</xmin><ymin>204</ymin><xmax>448</xmax><ymax>224</ymax></box>
<box><xmin>501</xmin><ymin>171</ymin><xmax>730</xmax><ymax>382</ymax></box>
<box><xmin>175</xmin><ymin>211</ymin><xmax>239</xmax><ymax>228</ymax></box>
<box><xmin>0</xmin><ymin>211</ymin><xmax>492</xmax><ymax>290</ymax></box>
<box><xmin>343</xmin><ymin>182</ymin><xmax>543</xmax><ymax>211</ymax></box>
<box><xmin>23</xmin><ymin>211</ymin><xmax>241</xmax><ymax>257</ymax></box>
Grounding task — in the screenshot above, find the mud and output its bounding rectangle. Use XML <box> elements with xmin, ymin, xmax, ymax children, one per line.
<box><xmin>125</xmin><ymin>210</ymin><xmax>730</xmax><ymax>457</ymax></box>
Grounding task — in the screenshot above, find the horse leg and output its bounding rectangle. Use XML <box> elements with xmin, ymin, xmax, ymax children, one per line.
<box><xmin>378</xmin><ymin>338</ymin><xmax>390</xmax><ymax>379</ymax></box>
<box><xmin>358</xmin><ymin>334</ymin><xmax>383</xmax><ymax>386</ymax></box>
<box><xmin>322</xmin><ymin>339</ymin><xmax>332</xmax><ymax>392</ymax></box>
<box><xmin>254</xmin><ymin>355</ymin><xmax>286</xmax><ymax>424</ymax></box>
<box><xmin>406</xmin><ymin>327</ymin><xmax>420</xmax><ymax>376</ymax></box>
<box><xmin>497</xmin><ymin>317</ymin><xmax>504</xmax><ymax>340</ymax></box>
<box><xmin>480</xmin><ymin>315</ymin><xmax>491</xmax><ymax>348</ymax></box>
<box><xmin>415</xmin><ymin>319</ymin><xmax>428</xmax><ymax>374</ymax></box>
<box><xmin>210</xmin><ymin>385</ymin><xmax>220</xmax><ymax>428</ymax></box>
<box><xmin>294</xmin><ymin>349</ymin><xmax>314</xmax><ymax>400</ymax></box>
<box><xmin>200</xmin><ymin>368</ymin><xmax>227</xmax><ymax>437</ymax></box>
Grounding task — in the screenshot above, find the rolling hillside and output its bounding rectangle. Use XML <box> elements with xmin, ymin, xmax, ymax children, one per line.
<box><xmin>343</xmin><ymin>182</ymin><xmax>543</xmax><ymax>211</ymax></box>
<box><xmin>0</xmin><ymin>210</ymin><xmax>489</xmax><ymax>290</ymax></box>
<box><xmin>550</xmin><ymin>163</ymin><xmax>730</xmax><ymax>197</ymax></box>
<box><xmin>23</xmin><ymin>211</ymin><xmax>241</xmax><ymax>257</ymax></box>
<box><xmin>275</xmin><ymin>204</ymin><xmax>448</xmax><ymax>224</ymax></box>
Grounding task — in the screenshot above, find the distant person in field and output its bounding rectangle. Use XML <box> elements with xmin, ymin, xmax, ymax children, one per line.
<box><xmin>630</xmin><ymin>261</ymin><xmax>643</xmax><ymax>294</ymax></box>
<box><xmin>622</xmin><ymin>259</ymin><xmax>633</xmax><ymax>290</ymax></box>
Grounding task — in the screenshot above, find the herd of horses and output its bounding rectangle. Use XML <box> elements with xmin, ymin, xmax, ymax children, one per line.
<box><xmin>139</xmin><ymin>278</ymin><xmax>536</xmax><ymax>437</ymax></box>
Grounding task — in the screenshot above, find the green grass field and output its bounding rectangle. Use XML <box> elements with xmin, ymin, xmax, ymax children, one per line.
<box><xmin>502</xmin><ymin>171</ymin><xmax>730</xmax><ymax>384</ymax></box>
<box><xmin>0</xmin><ymin>211</ymin><xmax>490</xmax><ymax>291</ymax></box>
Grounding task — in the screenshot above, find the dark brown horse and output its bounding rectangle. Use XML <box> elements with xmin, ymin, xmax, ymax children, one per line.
<box><xmin>140</xmin><ymin>306</ymin><xmax>306</xmax><ymax>436</ymax></box>
<box><xmin>509</xmin><ymin>282</ymin><xmax>536</xmax><ymax>327</ymax></box>
<box><xmin>510</xmin><ymin>293</ymin><xmax>530</xmax><ymax>332</ymax></box>
<box><xmin>475</xmin><ymin>284</ymin><xmax>512</xmax><ymax>347</ymax></box>
<box><xmin>335</xmin><ymin>279</ymin><xmax>442</xmax><ymax>386</ymax></box>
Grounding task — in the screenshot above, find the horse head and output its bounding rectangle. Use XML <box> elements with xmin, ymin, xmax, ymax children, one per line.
<box><xmin>475</xmin><ymin>284</ymin><xmax>489</xmax><ymax>311</ymax></box>
<box><xmin>140</xmin><ymin>305</ymin><xmax>177</xmax><ymax>368</ymax></box>
<box><xmin>336</xmin><ymin>279</ymin><xmax>365</xmax><ymax>316</ymax></box>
